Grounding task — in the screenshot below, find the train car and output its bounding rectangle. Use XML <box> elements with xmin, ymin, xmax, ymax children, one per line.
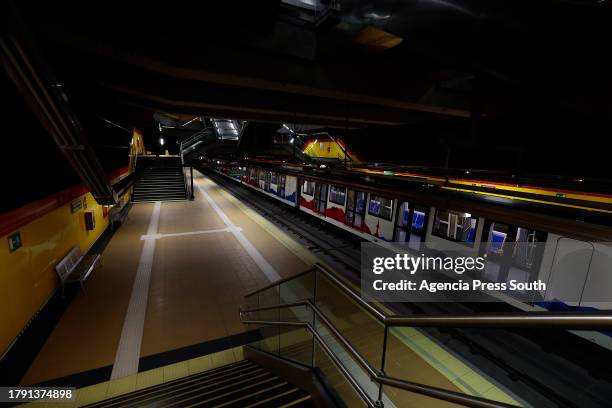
<box><xmin>239</xmin><ymin>166</ymin><xmax>298</xmax><ymax>205</ymax></box>
<box><xmin>210</xmin><ymin>163</ymin><xmax>612</xmax><ymax>321</ymax></box>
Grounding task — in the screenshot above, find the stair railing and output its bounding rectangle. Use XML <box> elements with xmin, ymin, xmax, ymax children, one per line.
<box><xmin>240</xmin><ymin>263</ymin><xmax>612</xmax><ymax>408</ymax></box>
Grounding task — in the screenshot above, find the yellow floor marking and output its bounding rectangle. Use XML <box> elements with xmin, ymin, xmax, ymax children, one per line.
<box><xmin>213</xmin><ymin>183</ymin><xmax>319</xmax><ymax>267</ymax></box>
<box><xmin>163</xmin><ymin>361</ymin><xmax>189</xmax><ymax>382</ymax></box>
<box><xmin>210</xmin><ymin>175</ymin><xmax>521</xmax><ymax>406</ymax></box>
<box><xmin>75</xmin><ymin>382</ymin><xmax>109</xmax><ymax>407</ymax></box>
<box><xmin>211</xmin><ymin>349</ymin><xmax>236</xmax><ymax>368</ymax></box>
<box><xmin>188</xmin><ymin>354</ymin><xmax>214</xmax><ymax>375</ymax></box>
<box><xmin>106</xmin><ymin>374</ymin><xmax>137</xmax><ymax>398</ymax></box>
<box><xmin>442</xmin><ymin>186</ymin><xmax>612</xmax><ymax>214</ymax></box>
<box><xmin>135</xmin><ymin>367</ymin><xmax>164</xmax><ymax>390</ymax></box>
<box><xmin>44</xmin><ymin>347</ymin><xmax>246</xmax><ymax>407</ymax></box>
<box><xmin>232</xmin><ymin>346</ymin><xmax>244</xmax><ymax>361</ymax></box>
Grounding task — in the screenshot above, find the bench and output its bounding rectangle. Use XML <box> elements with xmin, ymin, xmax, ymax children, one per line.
<box><xmin>55</xmin><ymin>246</ymin><xmax>101</xmax><ymax>297</ymax></box>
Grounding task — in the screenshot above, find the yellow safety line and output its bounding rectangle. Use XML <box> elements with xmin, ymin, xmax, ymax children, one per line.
<box><xmin>354</xmin><ymin>168</ymin><xmax>612</xmax><ymax>205</ymax></box>
<box><xmin>214</xmin><ymin>182</ymin><xmax>320</xmax><ymax>267</ymax></box>
<box><xmin>449</xmin><ymin>180</ymin><xmax>612</xmax><ymax>204</ymax></box>
<box><xmin>241</xmin><ymin>388</ymin><xmax>300</xmax><ymax>408</ymax></box>
<box><xmin>442</xmin><ymin>186</ymin><xmax>612</xmax><ymax>214</ymax></box>
<box><xmin>208</xmin><ymin>175</ymin><xmax>521</xmax><ymax>406</ymax></box>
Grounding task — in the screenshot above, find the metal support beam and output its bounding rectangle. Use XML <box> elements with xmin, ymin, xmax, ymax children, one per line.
<box><xmin>1</xmin><ymin>32</ymin><xmax>116</xmax><ymax>205</ymax></box>
<box><xmin>190</xmin><ymin>166</ymin><xmax>194</xmax><ymax>200</ymax></box>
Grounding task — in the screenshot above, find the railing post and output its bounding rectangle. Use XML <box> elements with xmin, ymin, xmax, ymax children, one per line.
<box><xmin>377</xmin><ymin>324</ymin><xmax>389</xmax><ymax>406</ymax></box>
<box><xmin>277</xmin><ymin>284</ymin><xmax>281</xmax><ymax>356</ymax></box>
<box><xmin>190</xmin><ymin>166</ymin><xmax>194</xmax><ymax>200</ymax></box>
<box><xmin>311</xmin><ymin>269</ymin><xmax>318</xmax><ymax>368</ymax></box>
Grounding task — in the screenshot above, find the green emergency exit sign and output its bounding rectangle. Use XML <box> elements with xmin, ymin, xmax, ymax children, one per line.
<box><xmin>8</xmin><ymin>232</ymin><xmax>22</xmax><ymax>253</ymax></box>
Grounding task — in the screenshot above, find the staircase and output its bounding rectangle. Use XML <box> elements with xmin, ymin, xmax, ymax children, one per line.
<box><xmin>132</xmin><ymin>156</ymin><xmax>187</xmax><ymax>202</ymax></box>
<box><xmin>82</xmin><ymin>360</ymin><xmax>313</xmax><ymax>408</ymax></box>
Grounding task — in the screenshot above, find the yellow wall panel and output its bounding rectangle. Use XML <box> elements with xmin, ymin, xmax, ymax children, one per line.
<box><xmin>0</xmin><ymin>191</ymin><xmax>115</xmax><ymax>355</ymax></box>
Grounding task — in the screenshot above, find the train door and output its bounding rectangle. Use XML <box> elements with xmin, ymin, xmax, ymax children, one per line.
<box><xmin>394</xmin><ymin>202</ymin><xmax>428</xmax><ymax>250</ymax></box>
<box><xmin>314</xmin><ymin>183</ymin><xmax>328</xmax><ymax>214</ymax></box>
<box><xmin>278</xmin><ymin>174</ymin><xmax>286</xmax><ymax>198</ymax></box>
<box><xmin>480</xmin><ymin>223</ymin><xmax>547</xmax><ymax>290</ymax></box>
<box><xmin>545</xmin><ymin>238</ymin><xmax>595</xmax><ymax>306</ymax></box>
<box><xmin>394</xmin><ymin>202</ymin><xmax>411</xmax><ymax>243</ymax></box>
<box><xmin>264</xmin><ymin>172</ymin><xmax>271</xmax><ymax>192</ymax></box>
<box><xmin>345</xmin><ymin>189</ymin><xmax>366</xmax><ymax>229</ymax></box>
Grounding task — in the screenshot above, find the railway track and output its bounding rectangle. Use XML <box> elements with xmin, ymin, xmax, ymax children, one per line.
<box><xmin>205</xmin><ymin>170</ymin><xmax>363</xmax><ymax>276</ymax></box>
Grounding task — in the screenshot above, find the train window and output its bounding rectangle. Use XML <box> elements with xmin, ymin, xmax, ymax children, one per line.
<box><xmin>396</xmin><ymin>202</ymin><xmax>410</xmax><ymax>228</ymax></box>
<box><xmin>511</xmin><ymin>227</ymin><xmax>547</xmax><ymax>270</ymax></box>
<box><xmin>368</xmin><ymin>195</ymin><xmax>393</xmax><ymax>221</ymax></box>
<box><xmin>394</xmin><ymin>203</ymin><xmax>428</xmax><ymax>248</ymax></box>
<box><xmin>486</xmin><ymin>222</ymin><xmax>509</xmax><ymax>255</ymax></box>
<box><xmin>412</xmin><ymin>206</ymin><xmax>427</xmax><ymax>233</ymax></box>
<box><xmin>432</xmin><ymin>209</ymin><xmax>478</xmax><ymax>246</ymax></box>
<box><xmin>303</xmin><ymin>180</ymin><xmax>314</xmax><ymax>196</ymax></box>
<box><xmin>329</xmin><ymin>185</ymin><xmax>346</xmax><ymax>205</ymax></box>
<box><xmin>270</xmin><ymin>173</ymin><xmax>278</xmax><ymax>184</ymax></box>
<box><xmin>346</xmin><ymin>190</ymin><xmax>366</xmax><ymax>228</ymax></box>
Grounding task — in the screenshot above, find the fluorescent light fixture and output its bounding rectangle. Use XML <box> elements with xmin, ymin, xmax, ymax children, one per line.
<box><xmin>464</xmin><ymin>213</ymin><xmax>472</xmax><ymax>218</ymax></box>
<box><xmin>159</xmin><ymin>138</ymin><xmax>164</xmax><ymax>146</ymax></box>
<box><xmin>289</xmin><ymin>138</ymin><xmax>294</xmax><ymax>144</ymax></box>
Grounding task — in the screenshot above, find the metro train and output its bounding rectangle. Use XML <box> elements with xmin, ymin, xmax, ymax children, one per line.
<box><xmin>211</xmin><ymin>163</ymin><xmax>612</xmax><ymax>319</ymax></box>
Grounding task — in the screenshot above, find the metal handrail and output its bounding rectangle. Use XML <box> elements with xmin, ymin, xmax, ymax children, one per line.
<box><xmin>244</xmin><ymin>263</ymin><xmax>612</xmax><ymax>329</ymax></box>
<box><xmin>241</xmin><ymin>262</ymin><xmax>612</xmax><ymax>408</ymax></box>
<box><xmin>240</xmin><ymin>315</ymin><xmax>518</xmax><ymax>408</ymax></box>
<box><xmin>242</xmin><ymin>302</ymin><xmax>612</xmax><ymax>330</ymax></box>
<box><xmin>241</xmin><ymin>298</ymin><xmax>612</xmax><ymax>408</ymax></box>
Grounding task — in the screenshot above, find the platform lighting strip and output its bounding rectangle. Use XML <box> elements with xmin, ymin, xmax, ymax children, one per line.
<box><xmin>354</xmin><ymin>168</ymin><xmax>612</xmax><ymax>208</ymax></box>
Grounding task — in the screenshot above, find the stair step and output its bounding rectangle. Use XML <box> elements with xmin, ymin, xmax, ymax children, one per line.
<box><xmin>81</xmin><ymin>360</ymin><xmax>313</xmax><ymax>408</ymax></box>
<box><xmin>131</xmin><ymin>162</ymin><xmax>187</xmax><ymax>203</ymax></box>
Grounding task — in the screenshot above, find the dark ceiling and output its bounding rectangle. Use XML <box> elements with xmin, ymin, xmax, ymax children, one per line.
<box><xmin>4</xmin><ymin>0</ymin><xmax>612</xmax><ymax>181</ymax></box>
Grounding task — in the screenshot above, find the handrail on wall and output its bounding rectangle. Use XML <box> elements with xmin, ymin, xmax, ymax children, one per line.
<box><xmin>240</xmin><ymin>263</ymin><xmax>612</xmax><ymax>408</ymax></box>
